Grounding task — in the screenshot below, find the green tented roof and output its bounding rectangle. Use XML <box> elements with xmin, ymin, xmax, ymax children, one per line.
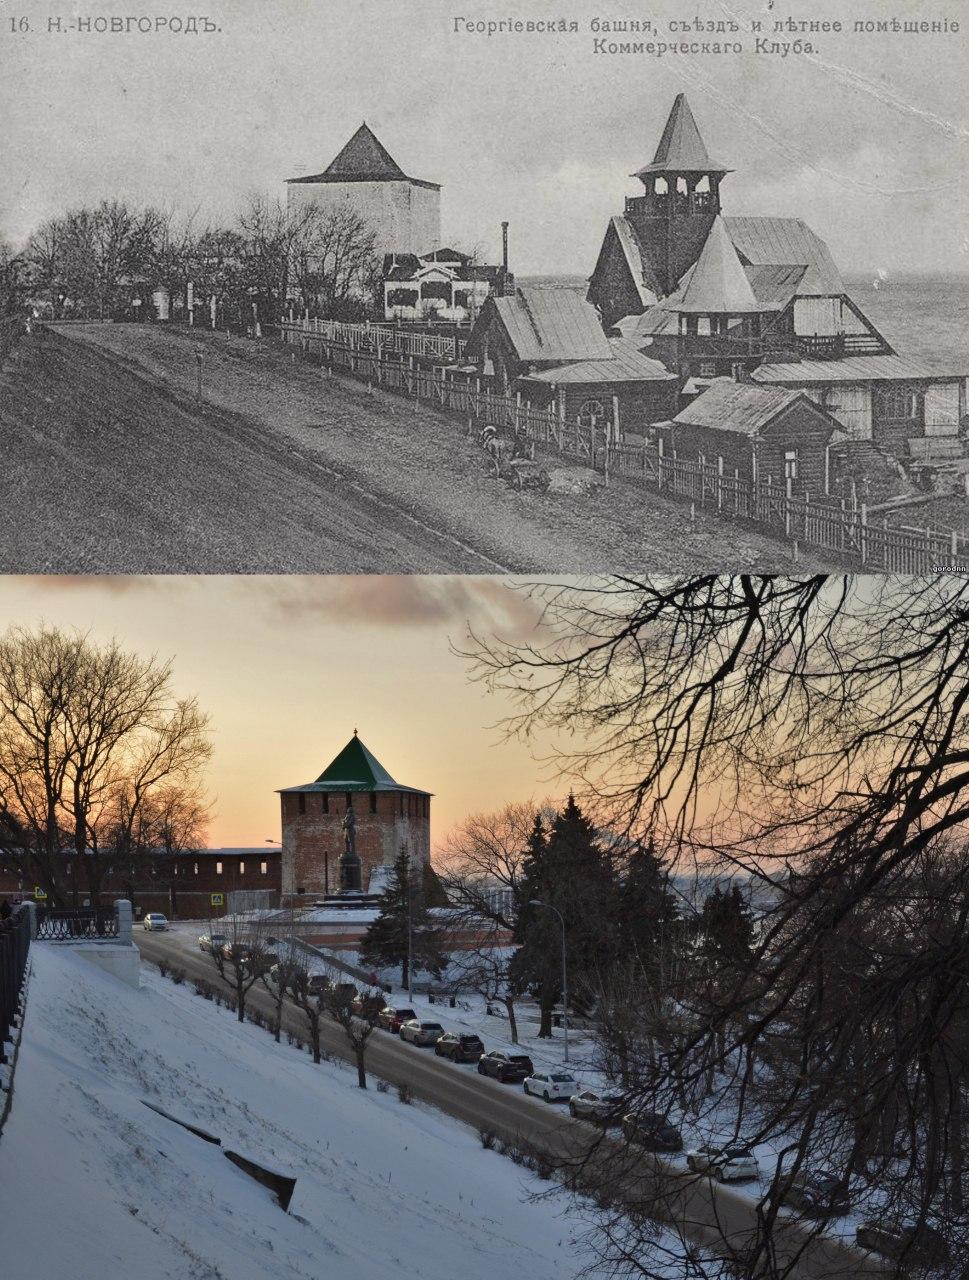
<box><xmin>278</xmin><ymin>733</ymin><xmax>431</xmax><ymax>796</ymax></box>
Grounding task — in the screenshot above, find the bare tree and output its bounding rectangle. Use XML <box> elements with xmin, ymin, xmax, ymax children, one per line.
<box><xmin>437</xmin><ymin>800</ymin><xmax>555</xmax><ymax>1042</ymax></box>
<box><xmin>209</xmin><ymin>899</ymin><xmax>275</xmax><ymax>1024</ymax></box>
<box><xmin>288</xmin><ymin>957</ymin><xmax>330</xmax><ymax>1064</ymax></box>
<box><xmin>0</xmin><ymin>625</ymin><xmax>211</xmax><ymax>907</ymax></box>
<box><xmin>311</xmin><ymin>957</ymin><xmax>384</xmax><ymax>1088</ymax></box>
<box><xmin>466</xmin><ymin>576</ymin><xmax>969</xmax><ymax>1277</ymax></box>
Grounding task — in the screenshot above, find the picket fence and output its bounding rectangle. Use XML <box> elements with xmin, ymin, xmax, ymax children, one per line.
<box><xmin>279</xmin><ymin>323</ymin><xmax>969</xmax><ymax>573</ymax></box>
<box><xmin>282</xmin><ymin>316</ymin><xmax>466</xmax><ymax>363</ymax></box>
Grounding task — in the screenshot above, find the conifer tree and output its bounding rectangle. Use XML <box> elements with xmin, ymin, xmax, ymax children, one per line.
<box><xmin>510</xmin><ymin>797</ymin><xmax>619</xmax><ymax>1036</ymax></box>
<box><xmin>697</xmin><ymin>883</ymin><xmax>754</xmax><ymax>974</ymax></box>
<box><xmin>617</xmin><ymin>836</ymin><xmax>681</xmax><ymax>971</ymax></box>
<box><xmin>360</xmin><ymin>847</ymin><xmax>446</xmax><ymax>987</ymax></box>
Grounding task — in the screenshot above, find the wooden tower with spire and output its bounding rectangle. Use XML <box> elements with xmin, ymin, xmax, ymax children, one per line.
<box><xmin>624</xmin><ymin>93</ymin><xmax>732</xmax><ymax>298</ymax></box>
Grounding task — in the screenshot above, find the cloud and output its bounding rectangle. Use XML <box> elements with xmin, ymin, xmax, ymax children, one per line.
<box><xmin>251</xmin><ymin>575</ymin><xmax>548</xmax><ymax>643</ymax></box>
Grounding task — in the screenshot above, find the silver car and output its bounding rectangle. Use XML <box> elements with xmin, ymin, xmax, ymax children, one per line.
<box><xmin>569</xmin><ymin>1089</ymin><xmax>625</xmax><ymax>1123</ymax></box>
<box><xmin>399</xmin><ymin>1019</ymin><xmax>444</xmax><ymax>1046</ymax></box>
<box><xmin>686</xmin><ymin>1145</ymin><xmax>760</xmax><ymax>1181</ymax></box>
<box><xmin>142</xmin><ymin>913</ymin><xmax>169</xmax><ymax>931</ymax></box>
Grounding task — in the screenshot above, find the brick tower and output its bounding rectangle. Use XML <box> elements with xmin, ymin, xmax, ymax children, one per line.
<box><xmin>279</xmin><ymin>732</ymin><xmax>432</xmax><ymax>903</ymax></box>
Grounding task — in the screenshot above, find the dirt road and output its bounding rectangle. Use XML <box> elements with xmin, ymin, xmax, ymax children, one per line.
<box><xmin>0</xmin><ymin>323</ymin><xmax>822</xmax><ymax>573</ymax></box>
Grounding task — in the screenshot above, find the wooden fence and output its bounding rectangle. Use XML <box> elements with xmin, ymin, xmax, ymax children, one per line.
<box><xmin>280</xmin><ymin>317</ymin><xmax>466</xmax><ymax>363</ymax></box>
<box><xmin>281</xmin><ymin>326</ymin><xmax>969</xmax><ymax>573</ymax></box>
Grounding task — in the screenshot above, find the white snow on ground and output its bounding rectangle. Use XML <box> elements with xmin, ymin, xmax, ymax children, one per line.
<box><xmin>0</xmin><ymin>945</ymin><xmax>617</xmax><ymax>1280</ymax></box>
<box><xmin>157</xmin><ymin>924</ymin><xmax>867</xmax><ymax>1245</ymax></box>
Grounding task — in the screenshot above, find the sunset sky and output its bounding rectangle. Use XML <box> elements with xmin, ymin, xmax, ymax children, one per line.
<box><xmin>3</xmin><ymin>0</ymin><xmax>968</xmax><ymax>276</ymax></box>
<box><xmin>0</xmin><ymin>575</ymin><xmax>569</xmax><ymax>850</ymax></box>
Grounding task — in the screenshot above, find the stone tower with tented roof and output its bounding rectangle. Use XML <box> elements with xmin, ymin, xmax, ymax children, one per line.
<box><xmin>286</xmin><ymin>122</ymin><xmax>441</xmax><ymax>258</ymax></box>
<box><xmin>278</xmin><ymin>732</ymin><xmax>431</xmax><ymax>903</ymax></box>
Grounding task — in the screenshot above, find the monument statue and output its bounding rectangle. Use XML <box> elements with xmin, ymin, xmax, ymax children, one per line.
<box><xmin>339</xmin><ymin>798</ymin><xmax>362</xmax><ymax>892</ymax></box>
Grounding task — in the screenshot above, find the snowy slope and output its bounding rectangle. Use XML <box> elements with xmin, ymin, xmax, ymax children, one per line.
<box><xmin>0</xmin><ymin>945</ymin><xmax>606</xmax><ymax>1280</ymax></box>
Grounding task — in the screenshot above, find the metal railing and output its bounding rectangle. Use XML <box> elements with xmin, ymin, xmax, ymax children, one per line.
<box><xmin>0</xmin><ymin>905</ymin><xmax>30</xmax><ymax>1066</ymax></box>
<box><xmin>35</xmin><ymin>907</ymin><xmax>119</xmax><ymax>941</ymax></box>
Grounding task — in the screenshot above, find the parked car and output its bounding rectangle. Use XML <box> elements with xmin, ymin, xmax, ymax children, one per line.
<box><xmin>856</xmin><ymin>1221</ymin><xmax>949</xmax><ymax>1266</ymax></box>
<box><xmin>781</xmin><ymin>1168</ymin><xmax>851</xmax><ymax>1217</ymax></box>
<box><xmin>686</xmin><ymin>1145</ymin><xmax>759</xmax><ymax>1181</ymax></box>
<box><xmin>142</xmin><ymin>913</ymin><xmax>169</xmax><ymax>931</ymax></box>
<box><xmin>219</xmin><ymin>942</ymin><xmax>277</xmax><ymax>970</ymax></box>
<box><xmin>434</xmin><ymin>1032</ymin><xmax>484</xmax><ymax>1063</ymax></box>
<box><xmin>198</xmin><ymin>932</ymin><xmax>226</xmax><ymax>954</ymax></box>
<box><xmin>399</xmin><ymin>1019</ymin><xmax>445</xmax><ymax>1046</ymax></box>
<box><xmin>377</xmin><ymin>1005</ymin><xmax>417</xmax><ymax>1033</ymax></box>
<box><xmin>523</xmin><ymin>1071</ymin><xmax>578</xmax><ymax>1102</ymax></box>
<box><xmin>569</xmin><ymin>1090</ymin><xmax>626</xmax><ymax>1124</ymax></box>
<box><xmin>622</xmin><ymin>1111</ymin><xmax>683</xmax><ymax>1152</ymax></box>
<box><xmin>478</xmin><ymin>1051</ymin><xmax>534</xmax><ymax>1083</ymax></box>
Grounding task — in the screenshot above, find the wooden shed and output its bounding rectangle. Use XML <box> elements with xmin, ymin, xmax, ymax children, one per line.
<box><xmin>663</xmin><ymin>379</ymin><xmax>841</xmax><ymax>491</ymax></box>
<box><xmin>516</xmin><ymin>338</ymin><xmax>680</xmax><ymax>435</ymax></box>
<box><xmin>464</xmin><ymin>287</ymin><xmax>613</xmax><ymax>391</ymax></box>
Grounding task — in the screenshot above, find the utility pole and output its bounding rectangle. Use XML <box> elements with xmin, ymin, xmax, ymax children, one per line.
<box><xmin>405</xmin><ymin>848</ymin><xmax>413</xmax><ymax>1001</ymax></box>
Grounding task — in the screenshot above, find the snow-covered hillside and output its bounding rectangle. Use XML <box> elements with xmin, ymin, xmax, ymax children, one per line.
<box><xmin>0</xmin><ymin>946</ymin><xmax>605</xmax><ymax>1280</ymax></box>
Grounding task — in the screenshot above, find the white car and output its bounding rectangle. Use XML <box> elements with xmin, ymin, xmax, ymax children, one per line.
<box><xmin>142</xmin><ymin>913</ymin><xmax>169</xmax><ymax>931</ymax></box>
<box><xmin>686</xmin><ymin>1145</ymin><xmax>760</xmax><ymax>1181</ymax></box>
<box><xmin>523</xmin><ymin>1071</ymin><xmax>578</xmax><ymax>1102</ymax></box>
<box><xmin>398</xmin><ymin>1019</ymin><xmax>444</xmax><ymax>1047</ymax></box>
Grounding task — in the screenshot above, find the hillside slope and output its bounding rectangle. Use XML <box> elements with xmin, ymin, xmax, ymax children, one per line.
<box><xmin>0</xmin><ymin>946</ymin><xmax>602</xmax><ymax>1280</ymax></box>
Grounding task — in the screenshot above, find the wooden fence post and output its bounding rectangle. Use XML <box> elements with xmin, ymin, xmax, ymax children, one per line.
<box><xmin>717</xmin><ymin>456</ymin><xmax>724</xmax><ymax>512</ymax></box>
<box><xmin>859</xmin><ymin>502</ymin><xmax>868</xmax><ymax>566</ymax></box>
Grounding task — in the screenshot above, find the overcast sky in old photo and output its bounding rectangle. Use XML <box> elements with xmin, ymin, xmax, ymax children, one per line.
<box><xmin>0</xmin><ymin>575</ymin><xmax>567</xmax><ymax>849</ymax></box>
<box><xmin>2</xmin><ymin>0</ymin><xmax>968</xmax><ymax>278</ymax></box>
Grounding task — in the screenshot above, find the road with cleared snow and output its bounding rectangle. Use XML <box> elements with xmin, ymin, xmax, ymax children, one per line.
<box><xmin>136</xmin><ymin>930</ymin><xmax>890</xmax><ymax>1280</ymax></box>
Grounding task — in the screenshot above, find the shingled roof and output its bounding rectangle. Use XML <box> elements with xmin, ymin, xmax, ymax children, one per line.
<box><xmin>672</xmin><ymin>380</ymin><xmax>823</xmax><ymax>437</ymax></box>
<box><xmin>485</xmin><ymin>288</ymin><xmax>613</xmax><ymax>362</ymax></box>
<box><xmin>667</xmin><ymin>217</ymin><xmax>760</xmax><ymax>314</ymax></box>
<box><xmin>634</xmin><ymin>93</ymin><xmax>731</xmax><ymax>177</ymax></box>
<box><xmin>278</xmin><ymin>732</ymin><xmax>431</xmax><ymax>795</ymax></box>
<box><xmin>287</xmin><ymin>123</ymin><xmax>441</xmax><ymax>190</ymax></box>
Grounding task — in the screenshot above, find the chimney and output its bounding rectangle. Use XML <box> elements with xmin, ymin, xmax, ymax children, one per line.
<box><xmin>501</xmin><ymin>221</ymin><xmax>509</xmax><ymax>273</ymax></box>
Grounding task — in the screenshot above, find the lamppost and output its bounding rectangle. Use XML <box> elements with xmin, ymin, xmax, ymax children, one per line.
<box><xmin>528</xmin><ymin>899</ymin><xmax>569</xmax><ymax>1063</ymax></box>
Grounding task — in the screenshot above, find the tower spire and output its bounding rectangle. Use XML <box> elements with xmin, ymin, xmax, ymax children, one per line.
<box><xmin>633</xmin><ymin>92</ymin><xmax>731</xmax><ymax>178</ymax></box>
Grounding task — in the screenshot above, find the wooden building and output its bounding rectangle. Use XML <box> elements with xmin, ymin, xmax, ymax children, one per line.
<box><xmin>749</xmin><ymin>356</ymin><xmax>967</xmax><ymax>455</ymax></box>
<box><xmin>382</xmin><ymin>247</ymin><xmax>512</xmax><ymax>323</ymax></box>
<box><xmin>464</xmin><ymin>286</ymin><xmax>614</xmax><ymax>391</ymax></box>
<box><xmin>516</xmin><ymin>338</ymin><xmax>679</xmax><ymax>435</ymax></box>
<box><xmin>588</xmin><ymin>94</ymin><xmax>969</xmax><ymax>462</ymax></box>
<box><xmin>662</xmin><ymin>379</ymin><xmax>840</xmax><ymax>491</ymax></box>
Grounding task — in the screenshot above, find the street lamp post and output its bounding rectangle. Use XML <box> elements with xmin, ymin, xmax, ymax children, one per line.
<box><xmin>528</xmin><ymin>899</ymin><xmax>569</xmax><ymax>1063</ymax></box>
